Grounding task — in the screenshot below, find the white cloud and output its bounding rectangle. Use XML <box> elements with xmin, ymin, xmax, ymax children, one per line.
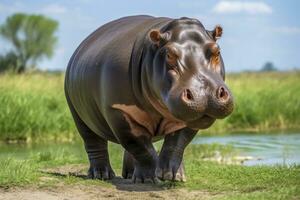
<box><xmin>42</xmin><ymin>4</ymin><xmax>67</xmax><ymax>15</ymax></box>
<box><xmin>212</xmin><ymin>1</ymin><xmax>272</xmax><ymax>14</ymax></box>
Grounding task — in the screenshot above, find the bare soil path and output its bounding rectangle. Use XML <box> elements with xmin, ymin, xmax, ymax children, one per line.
<box><xmin>0</xmin><ymin>164</ymin><xmax>223</xmax><ymax>200</ymax></box>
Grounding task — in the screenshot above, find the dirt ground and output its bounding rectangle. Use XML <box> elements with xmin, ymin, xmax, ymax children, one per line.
<box><xmin>0</xmin><ymin>164</ymin><xmax>222</xmax><ymax>200</ymax></box>
<box><xmin>0</xmin><ymin>186</ymin><xmax>219</xmax><ymax>200</ymax></box>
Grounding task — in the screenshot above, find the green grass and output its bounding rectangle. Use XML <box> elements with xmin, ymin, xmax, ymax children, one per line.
<box><xmin>184</xmin><ymin>146</ymin><xmax>300</xmax><ymax>199</ymax></box>
<box><xmin>0</xmin><ymin>73</ymin><xmax>76</xmax><ymax>142</ymax></box>
<box><xmin>0</xmin><ymin>158</ymin><xmax>39</xmax><ymax>187</ymax></box>
<box><xmin>0</xmin><ymin>142</ymin><xmax>299</xmax><ymax>199</ymax></box>
<box><xmin>0</xmin><ymin>141</ymin><xmax>85</xmax><ymax>187</ymax></box>
<box><xmin>1</xmin><ymin>72</ymin><xmax>299</xmax><ymax>199</ymax></box>
<box><xmin>0</xmin><ymin>71</ymin><xmax>300</xmax><ymax>141</ymax></box>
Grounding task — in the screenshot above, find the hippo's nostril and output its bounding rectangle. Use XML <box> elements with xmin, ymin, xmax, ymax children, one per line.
<box><xmin>217</xmin><ymin>86</ymin><xmax>228</xmax><ymax>101</ymax></box>
<box><xmin>219</xmin><ymin>87</ymin><xmax>226</xmax><ymax>98</ymax></box>
<box><xmin>182</xmin><ymin>89</ymin><xmax>194</xmax><ymax>103</ymax></box>
<box><xmin>186</xmin><ymin>89</ymin><xmax>193</xmax><ymax>101</ymax></box>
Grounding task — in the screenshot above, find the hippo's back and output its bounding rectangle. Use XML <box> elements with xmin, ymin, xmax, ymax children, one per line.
<box><xmin>66</xmin><ymin>15</ymin><xmax>155</xmax><ymax>88</ymax></box>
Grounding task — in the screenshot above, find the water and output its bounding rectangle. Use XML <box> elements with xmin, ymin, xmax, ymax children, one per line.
<box><xmin>193</xmin><ymin>133</ymin><xmax>300</xmax><ymax>166</ymax></box>
<box><xmin>0</xmin><ymin>141</ymin><xmax>86</xmax><ymax>160</ymax></box>
<box><xmin>1</xmin><ymin>133</ymin><xmax>300</xmax><ymax>166</ymax></box>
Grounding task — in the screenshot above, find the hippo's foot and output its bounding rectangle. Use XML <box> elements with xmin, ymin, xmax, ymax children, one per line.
<box><xmin>156</xmin><ymin>156</ymin><xmax>186</xmax><ymax>182</ymax></box>
<box><xmin>122</xmin><ymin>150</ymin><xmax>135</xmax><ymax>179</ymax></box>
<box><xmin>87</xmin><ymin>160</ymin><xmax>115</xmax><ymax>180</ymax></box>
<box><xmin>122</xmin><ymin>168</ymin><xmax>133</xmax><ymax>179</ymax></box>
<box><xmin>132</xmin><ymin>163</ymin><xmax>159</xmax><ymax>184</ymax></box>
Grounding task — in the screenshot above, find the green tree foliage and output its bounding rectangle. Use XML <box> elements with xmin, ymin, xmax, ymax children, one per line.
<box><xmin>0</xmin><ymin>52</ymin><xmax>19</xmax><ymax>73</ymax></box>
<box><xmin>0</xmin><ymin>13</ymin><xmax>58</xmax><ymax>73</ymax></box>
<box><xmin>261</xmin><ymin>62</ymin><xmax>277</xmax><ymax>72</ymax></box>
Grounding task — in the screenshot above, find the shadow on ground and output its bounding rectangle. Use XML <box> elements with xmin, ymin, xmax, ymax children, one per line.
<box><xmin>41</xmin><ymin>164</ymin><xmax>170</xmax><ymax>192</ymax></box>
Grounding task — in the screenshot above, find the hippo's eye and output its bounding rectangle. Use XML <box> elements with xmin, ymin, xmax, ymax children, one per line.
<box><xmin>166</xmin><ymin>47</ymin><xmax>178</xmax><ymax>68</ymax></box>
<box><xmin>211</xmin><ymin>51</ymin><xmax>220</xmax><ymax>61</ymax></box>
<box><xmin>208</xmin><ymin>50</ymin><xmax>221</xmax><ymax>73</ymax></box>
<box><xmin>205</xmin><ymin>43</ymin><xmax>220</xmax><ymax>60</ymax></box>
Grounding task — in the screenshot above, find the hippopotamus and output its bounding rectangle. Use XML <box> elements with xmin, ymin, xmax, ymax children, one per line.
<box><xmin>65</xmin><ymin>15</ymin><xmax>234</xmax><ymax>183</ymax></box>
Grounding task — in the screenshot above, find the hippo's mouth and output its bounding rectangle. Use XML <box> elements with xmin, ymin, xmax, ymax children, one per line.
<box><xmin>186</xmin><ymin>114</ymin><xmax>216</xmax><ymax>130</ymax></box>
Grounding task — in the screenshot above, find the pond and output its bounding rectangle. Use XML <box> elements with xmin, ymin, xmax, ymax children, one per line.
<box><xmin>1</xmin><ymin>133</ymin><xmax>300</xmax><ymax>166</ymax></box>
<box><xmin>193</xmin><ymin>133</ymin><xmax>300</xmax><ymax>166</ymax></box>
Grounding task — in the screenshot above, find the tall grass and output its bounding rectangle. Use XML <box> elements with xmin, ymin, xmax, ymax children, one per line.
<box><xmin>0</xmin><ymin>71</ymin><xmax>299</xmax><ymax>141</ymax></box>
<box><xmin>0</xmin><ymin>73</ymin><xmax>76</xmax><ymax>141</ymax></box>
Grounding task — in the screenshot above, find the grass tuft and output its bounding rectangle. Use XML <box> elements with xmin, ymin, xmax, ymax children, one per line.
<box><xmin>0</xmin><ymin>158</ymin><xmax>38</xmax><ymax>187</ymax></box>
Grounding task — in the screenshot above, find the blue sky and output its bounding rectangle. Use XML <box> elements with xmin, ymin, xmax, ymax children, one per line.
<box><xmin>0</xmin><ymin>0</ymin><xmax>299</xmax><ymax>72</ymax></box>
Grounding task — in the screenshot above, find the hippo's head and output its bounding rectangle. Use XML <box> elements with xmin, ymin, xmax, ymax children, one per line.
<box><xmin>148</xmin><ymin>18</ymin><xmax>234</xmax><ymax>130</ymax></box>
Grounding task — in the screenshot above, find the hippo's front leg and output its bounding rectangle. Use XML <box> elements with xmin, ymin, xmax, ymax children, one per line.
<box><xmin>107</xmin><ymin>110</ymin><xmax>159</xmax><ymax>183</ymax></box>
<box><xmin>131</xmin><ymin>139</ymin><xmax>158</xmax><ymax>183</ymax></box>
<box><xmin>119</xmin><ymin>135</ymin><xmax>159</xmax><ymax>183</ymax></box>
<box><xmin>157</xmin><ymin>128</ymin><xmax>196</xmax><ymax>182</ymax></box>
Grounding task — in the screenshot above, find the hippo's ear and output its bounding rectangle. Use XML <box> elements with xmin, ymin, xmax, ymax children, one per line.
<box><xmin>149</xmin><ymin>29</ymin><xmax>161</xmax><ymax>44</ymax></box>
<box><xmin>149</xmin><ymin>29</ymin><xmax>169</xmax><ymax>46</ymax></box>
<box><xmin>209</xmin><ymin>25</ymin><xmax>223</xmax><ymax>41</ymax></box>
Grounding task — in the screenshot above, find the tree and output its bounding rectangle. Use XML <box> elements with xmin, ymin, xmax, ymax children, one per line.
<box><xmin>261</xmin><ymin>62</ymin><xmax>277</xmax><ymax>72</ymax></box>
<box><xmin>0</xmin><ymin>13</ymin><xmax>58</xmax><ymax>73</ymax></box>
<box><xmin>0</xmin><ymin>52</ymin><xmax>19</xmax><ymax>73</ymax></box>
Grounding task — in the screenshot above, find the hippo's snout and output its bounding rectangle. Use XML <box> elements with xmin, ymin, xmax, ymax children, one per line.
<box><xmin>181</xmin><ymin>88</ymin><xmax>207</xmax><ymax>113</ymax></box>
<box><xmin>178</xmin><ymin>81</ymin><xmax>234</xmax><ymax>121</ymax></box>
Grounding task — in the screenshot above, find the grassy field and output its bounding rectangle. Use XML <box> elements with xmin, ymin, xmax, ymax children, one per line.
<box><xmin>0</xmin><ymin>71</ymin><xmax>300</xmax><ymax>141</ymax></box>
<box><xmin>0</xmin><ymin>142</ymin><xmax>299</xmax><ymax>199</ymax></box>
<box><xmin>0</xmin><ymin>73</ymin><xmax>76</xmax><ymax>142</ymax></box>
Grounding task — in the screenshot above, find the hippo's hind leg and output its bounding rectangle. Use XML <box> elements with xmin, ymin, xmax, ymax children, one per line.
<box><xmin>157</xmin><ymin>128</ymin><xmax>196</xmax><ymax>182</ymax></box>
<box><xmin>122</xmin><ymin>150</ymin><xmax>135</xmax><ymax>179</ymax></box>
<box><xmin>66</xmin><ymin>96</ymin><xmax>115</xmax><ymax>180</ymax></box>
<box><xmin>80</xmin><ymin>128</ymin><xmax>115</xmax><ymax>180</ymax></box>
